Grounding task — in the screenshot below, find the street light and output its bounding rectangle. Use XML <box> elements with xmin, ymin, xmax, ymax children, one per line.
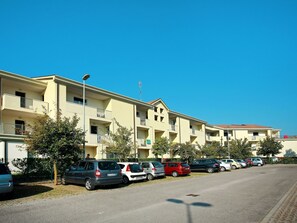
<box><xmin>82</xmin><ymin>74</ymin><xmax>90</xmax><ymax>159</ymax></box>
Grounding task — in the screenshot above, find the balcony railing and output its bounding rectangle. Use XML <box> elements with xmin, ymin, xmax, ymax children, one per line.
<box><xmin>66</xmin><ymin>102</ymin><xmax>112</xmax><ymax>120</ymax></box>
<box><xmin>137</xmin><ymin>138</ymin><xmax>146</xmax><ymax>147</ymax></box>
<box><xmin>2</xmin><ymin>93</ymin><xmax>48</xmax><ymax>114</ymax></box>
<box><xmin>170</xmin><ymin>124</ymin><xmax>177</xmax><ymax>132</ymax></box>
<box><xmin>89</xmin><ymin>134</ymin><xmax>111</xmax><ymax>144</ymax></box>
<box><xmin>97</xmin><ymin>108</ymin><xmax>112</xmax><ymax>120</ymax></box>
<box><xmin>136</xmin><ymin>117</ymin><xmax>149</xmax><ymax>127</ymax></box>
<box><xmin>0</xmin><ymin>123</ymin><xmax>31</xmax><ymax>135</ymax></box>
<box><xmin>248</xmin><ymin>136</ymin><xmax>266</xmax><ymax>141</ymax></box>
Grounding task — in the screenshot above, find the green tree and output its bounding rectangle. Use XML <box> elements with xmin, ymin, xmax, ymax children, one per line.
<box><xmin>197</xmin><ymin>142</ymin><xmax>223</xmax><ymax>158</ymax></box>
<box><xmin>229</xmin><ymin>138</ymin><xmax>252</xmax><ymax>158</ymax></box>
<box><xmin>25</xmin><ymin>111</ymin><xmax>84</xmax><ymax>185</ymax></box>
<box><xmin>172</xmin><ymin>142</ymin><xmax>198</xmax><ymax>163</ymax></box>
<box><xmin>104</xmin><ymin>120</ymin><xmax>134</xmax><ymax>161</ymax></box>
<box><xmin>152</xmin><ymin>137</ymin><xmax>171</xmax><ymax>158</ymax></box>
<box><xmin>257</xmin><ymin>137</ymin><xmax>283</xmax><ymax>157</ymax></box>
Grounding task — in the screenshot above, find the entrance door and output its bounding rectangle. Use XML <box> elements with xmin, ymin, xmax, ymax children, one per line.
<box><xmin>15</xmin><ymin>91</ymin><xmax>26</xmax><ymax>108</ymax></box>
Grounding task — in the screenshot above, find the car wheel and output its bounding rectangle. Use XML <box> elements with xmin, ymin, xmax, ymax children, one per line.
<box><xmin>172</xmin><ymin>171</ymin><xmax>178</xmax><ymax>177</ymax></box>
<box><xmin>258</xmin><ymin>163</ymin><xmax>261</xmax><ymax>166</ymax></box>
<box><xmin>232</xmin><ymin>165</ymin><xmax>236</xmax><ymax>170</ymax></box>
<box><xmin>61</xmin><ymin>177</ymin><xmax>67</xmax><ymax>185</ymax></box>
<box><xmin>85</xmin><ymin>179</ymin><xmax>95</xmax><ymax>190</ymax></box>
<box><xmin>122</xmin><ymin>176</ymin><xmax>130</xmax><ymax>184</ymax></box>
<box><xmin>207</xmin><ymin>168</ymin><xmax>214</xmax><ymax>173</ymax></box>
<box><xmin>220</xmin><ymin>167</ymin><xmax>226</xmax><ymax>172</ymax></box>
<box><xmin>147</xmin><ymin>174</ymin><xmax>154</xmax><ymax>181</ymax></box>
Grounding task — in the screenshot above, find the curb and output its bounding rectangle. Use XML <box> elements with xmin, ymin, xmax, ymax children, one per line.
<box><xmin>260</xmin><ymin>180</ymin><xmax>297</xmax><ymax>223</ymax></box>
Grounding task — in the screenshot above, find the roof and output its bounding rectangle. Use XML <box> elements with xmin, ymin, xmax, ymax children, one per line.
<box><xmin>215</xmin><ymin>124</ymin><xmax>272</xmax><ymax>129</ymax></box>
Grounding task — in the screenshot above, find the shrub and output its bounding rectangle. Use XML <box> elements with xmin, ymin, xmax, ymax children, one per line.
<box><xmin>12</xmin><ymin>158</ymin><xmax>52</xmax><ymax>179</ymax></box>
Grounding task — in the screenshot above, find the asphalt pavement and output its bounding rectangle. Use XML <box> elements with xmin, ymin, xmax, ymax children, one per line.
<box><xmin>261</xmin><ymin>179</ymin><xmax>297</xmax><ymax>223</ymax></box>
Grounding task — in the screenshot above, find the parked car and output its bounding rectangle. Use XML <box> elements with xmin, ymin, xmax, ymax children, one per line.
<box><xmin>218</xmin><ymin>160</ymin><xmax>232</xmax><ymax>172</ymax></box>
<box><xmin>250</xmin><ymin>157</ymin><xmax>264</xmax><ymax>166</ymax></box>
<box><xmin>221</xmin><ymin>159</ymin><xmax>241</xmax><ymax>170</ymax></box>
<box><xmin>189</xmin><ymin>159</ymin><xmax>220</xmax><ymax>173</ymax></box>
<box><xmin>162</xmin><ymin>162</ymin><xmax>191</xmax><ymax>177</ymax></box>
<box><xmin>118</xmin><ymin>162</ymin><xmax>147</xmax><ymax>184</ymax></box>
<box><xmin>0</xmin><ymin>162</ymin><xmax>13</xmax><ymax>196</ymax></box>
<box><xmin>62</xmin><ymin>160</ymin><xmax>122</xmax><ymax>190</ymax></box>
<box><xmin>139</xmin><ymin>161</ymin><xmax>165</xmax><ymax>180</ymax></box>
<box><xmin>235</xmin><ymin>159</ymin><xmax>247</xmax><ymax>168</ymax></box>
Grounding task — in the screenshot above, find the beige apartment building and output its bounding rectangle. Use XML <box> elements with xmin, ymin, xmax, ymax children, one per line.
<box><xmin>206</xmin><ymin>124</ymin><xmax>281</xmax><ymax>156</ymax></box>
<box><xmin>0</xmin><ymin>70</ymin><xmax>294</xmax><ymax>170</ymax></box>
<box><xmin>0</xmin><ymin>70</ymin><xmax>207</xmax><ymax>170</ymax></box>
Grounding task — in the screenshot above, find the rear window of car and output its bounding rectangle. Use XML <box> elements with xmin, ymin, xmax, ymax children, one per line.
<box><xmin>129</xmin><ymin>164</ymin><xmax>143</xmax><ymax>172</ymax></box>
<box><xmin>98</xmin><ymin>161</ymin><xmax>120</xmax><ymax>170</ymax></box>
<box><xmin>152</xmin><ymin>162</ymin><xmax>163</xmax><ymax>168</ymax></box>
<box><xmin>0</xmin><ymin>164</ymin><xmax>10</xmax><ymax>175</ymax></box>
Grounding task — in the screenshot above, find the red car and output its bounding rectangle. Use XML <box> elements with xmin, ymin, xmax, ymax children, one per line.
<box><xmin>162</xmin><ymin>162</ymin><xmax>191</xmax><ymax>177</ymax></box>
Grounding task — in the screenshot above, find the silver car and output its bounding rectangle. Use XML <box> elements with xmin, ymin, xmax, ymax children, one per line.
<box><xmin>0</xmin><ymin>162</ymin><xmax>13</xmax><ymax>195</ymax></box>
<box><xmin>140</xmin><ymin>161</ymin><xmax>165</xmax><ymax>180</ymax></box>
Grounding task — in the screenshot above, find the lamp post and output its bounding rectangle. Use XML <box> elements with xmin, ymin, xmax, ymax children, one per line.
<box><xmin>82</xmin><ymin>74</ymin><xmax>90</xmax><ymax>159</ymax></box>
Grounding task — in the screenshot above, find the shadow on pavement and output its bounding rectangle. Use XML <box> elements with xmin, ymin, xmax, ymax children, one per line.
<box><xmin>0</xmin><ymin>184</ymin><xmax>53</xmax><ymax>201</ymax></box>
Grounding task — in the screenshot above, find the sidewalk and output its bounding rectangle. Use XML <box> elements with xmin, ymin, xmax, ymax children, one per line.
<box><xmin>261</xmin><ymin>181</ymin><xmax>297</xmax><ymax>223</ymax></box>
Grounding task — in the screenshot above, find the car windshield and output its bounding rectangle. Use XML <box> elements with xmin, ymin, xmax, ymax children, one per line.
<box><xmin>0</xmin><ymin>164</ymin><xmax>10</xmax><ymax>174</ymax></box>
<box><xmin>152</xmin><ymin>162</ymin><xmax>163</xmax><ymax>168</ymax></box>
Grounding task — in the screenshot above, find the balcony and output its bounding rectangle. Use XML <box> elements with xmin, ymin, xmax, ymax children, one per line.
<box><xmin>66</xmin><ymin>102</ymin><xmax>112</xmax><ymax>122</ymax></box>
<box><xmin>88</xmin><ymin>134</ymin><xmax>111</xmax><ymax>145</ymax></box>
<box><xmin>169</xmin><ymin>124</ymin><xmax>178</xmax><ymax>132</ymax></box>
<box><xmin>248</xmin><ymin>136</ymin><xmax>266</xmax><ymax>141</ymax></box>
<box><xmin>0</xmin><ymin>123</ymin><xmax>31</xmax><ymax>136</ymax></box>
<box><xmin>2</xmin><ymin>93</ymin><xmax>48</xmax><ymax>115</ymax></box>
<box><xmin>206</xmin><ymin>135</ymin><xmax>221</xmax><ymax>141</ymax></box>
<box><xmin>137</xmin><ymin>138</ymin><xmax>146</xmax><ymax>146</ymax></box>
<box><xmin>136</xmin><ymin>117</ymin><xmax>150</xmax><ymax>128</ymax></box>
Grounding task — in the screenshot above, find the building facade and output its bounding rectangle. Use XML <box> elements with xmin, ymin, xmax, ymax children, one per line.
<box><xmin>0</xmin><ymin>70</ymin><xmax>294</xmax><ymax>170</ymax></box>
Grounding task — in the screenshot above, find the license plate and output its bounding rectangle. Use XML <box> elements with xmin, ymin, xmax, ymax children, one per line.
<box><xmin>107</xmin><ymin>173</ymin><xmax>117</xmax><ymax>176</ymax></box>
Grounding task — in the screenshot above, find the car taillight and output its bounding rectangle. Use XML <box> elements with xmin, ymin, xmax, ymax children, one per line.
<box><xmin>126</xmin><ymin>165</ymin><xmax>131</xmax><ymax>172</ymax></box>
<box><xmin>95</xmin><ymin>169</ymin><xmax>101</xmax><ymax>177</ymax></box>
<box><xmin>152</xmin><ymin>168</ymin><xmax>156</xmax><ymax>171</ymax></box>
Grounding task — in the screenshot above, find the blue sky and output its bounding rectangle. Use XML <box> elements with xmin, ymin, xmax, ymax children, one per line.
<box><xmin>1</xmin><ymin>0</ymin><xmax>297</xmax><ymax>135</ymax></box>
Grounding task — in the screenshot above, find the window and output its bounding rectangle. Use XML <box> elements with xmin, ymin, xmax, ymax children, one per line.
<box><xmin>160</xmin><ymin>116</ymin><xmax>164</xmax><ymax>122</ymax></box>
<box><xmin>91</xmin><ymin>126</ymin><xmax>97</xmax><ymax>134</ymax></box>
<box><xmin>74</xmin><ymin>97</ymin><xmax>86</xmax><ymax>105</ymax></box>
<box><xmin>154</xmin><ymin>115</ymin><xmax>158</xmax><ymax>121</ymax></box>
<box><xmin>160</xmin><ymin>108</ymin><xmax>164</xmax><ymax>114</ymax></box>
<box><xmin>253</xmin><ymin>132</ymin><xmax>259</xmax><ymax>136</ymax></box>
<box><xmin>136</xmin><ymin>111</ymin><xmax>140</xmax><ymax>117</ymax></box>
<box><xmin>77</xmin><ymin>161</ymin><xmax>87</xmax><ymax>171</ymax></box>
<box><xmin>15</xmin><ymin>120</ymin><xmax>25</xmax><ymax>135</ymax></box>
<box><xmin>154</xmin><ymin>107</ymin><xmax>158</xmax><ymax>112</ymax></box>
<box><xmin>86</xmin><ymin>162</ymin><xmax>94</xmax><ymax>170</ymax></box>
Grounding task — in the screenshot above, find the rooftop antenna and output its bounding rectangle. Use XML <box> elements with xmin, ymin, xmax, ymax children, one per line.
<box><xmin>138</xmin><ymin>81</ymin><xmax>142</xmax><ymax>101</ymax></box>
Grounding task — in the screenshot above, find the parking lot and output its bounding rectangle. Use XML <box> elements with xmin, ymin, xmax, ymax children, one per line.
<box><xmin>1</xmin><ymin>164</ymin><xmax>297</xmax><ymax>223</ymax></box>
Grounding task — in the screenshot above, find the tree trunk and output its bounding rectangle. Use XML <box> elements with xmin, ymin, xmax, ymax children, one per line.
<box><xmin>53</xmin><ymin>161</ymin><xmax>58</xmax><ymax>185</ymax></box>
